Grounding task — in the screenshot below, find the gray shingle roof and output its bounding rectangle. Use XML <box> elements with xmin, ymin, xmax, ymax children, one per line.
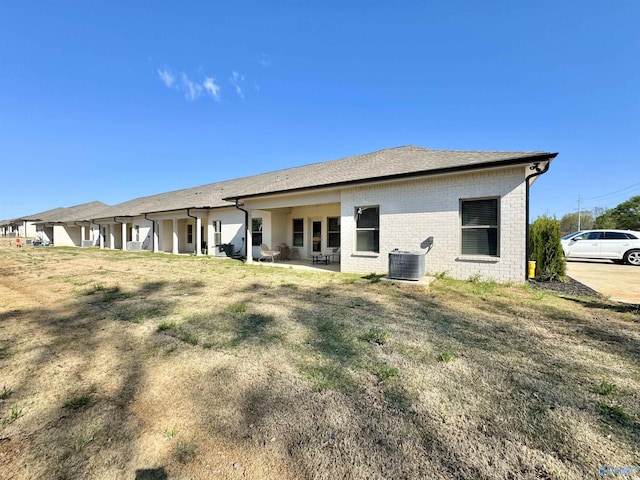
<box><xmin>99</xmin><ymin>146</ymin><xmax>556</xmax><ymax>217</ymax></box>
<box><xmin>0</xmin><ymin>206</ymin><xmax>68</xmax><ymax>226</ymax></box>
<box><xmin>92</xmin><ymin>179</ymin><xmax>241</xmax><ymax>218</ymax></box>
<box><xmin>222</xmin><ymin>145</ymin><xmax>557</xmax><ymax>200</ymax></box>
<box><xmin>33</xmin><ymin>201</ymin><xmax>111</xmax><ymax>223</ymax></box>
<box><xmin>5</xmin><ymin>146</ymin><xmax>557</xmax><ymax>223</ymax></box>
<box><xmin>18</xmin><ymin>206</ymin><xmax>70</xmax><ymax>222</ymax></box>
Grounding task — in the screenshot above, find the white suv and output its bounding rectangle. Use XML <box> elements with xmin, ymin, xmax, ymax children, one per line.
<box><xmin>561</xmin><ymin>230</ymin><xmax>640</xmax><ymax>265</ymax></box>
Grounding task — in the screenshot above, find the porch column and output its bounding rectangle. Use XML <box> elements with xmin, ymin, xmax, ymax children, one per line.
<box><xmin>109</xmin><ymin>225</ymin><xmax>115</xmax><ymax>250</ymax></box>
<box><xmin>206</xmin><ymin>221</ymin><xmax>214</xmax><ymax>256</ymax></box>
<box><xmin>152</xmin><ymin>222</ymin><xmax>159</xmax><ymax>253</ymax></box>
<box><xmin>195</xmin><ymin>217</ymin><xmax>202</xmax><ymax>256</ymax></box>
<box><xmin>245</xmin><ymin>213</ymin><xmax>253</xmax><ymax>264</ymax></box>
<box><xmin>121</xmin><ymin>222</ymin><xmax>127</xmax><ymax>251</ymax></box>
<box><xmin>172</xmin><ymin>219</ymin><xmax>179</xmax><ymax>254</ymax></box>
<box><xmin>99</xmin><ymin>227</ymin><xmax>104</xmax><ymax>249</ymax></box>
<box><xmin>80</xmin><ymin>225</ymin><xmax>86</xmax><ymax>243</ymax></box>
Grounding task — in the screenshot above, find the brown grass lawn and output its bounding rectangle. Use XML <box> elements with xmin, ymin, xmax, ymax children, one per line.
<box><xmin>0</xmin><ymin>244</ymin><xmax>638</xmax><ymax>479</ymax></box>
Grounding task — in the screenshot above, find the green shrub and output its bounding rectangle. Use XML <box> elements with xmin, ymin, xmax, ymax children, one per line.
<box><xmin>361</xmin><ymin>327</ymin><xmax>389</xmax><ymax>345</ymax></box>
<box><xmin>595</xmin><ymin>380</ymin><xmax>617</xmax><ymax>396</ymax></box>
<box><xmin>440</xmin><ymin>349</ymin><xmax>456</xmax><ymax>363</ymax></box>
<box><xmin>64</xmin><ymin>395</ymin><xmax>90</xmax><ymax>408</ymax></box>
<box><xmin>529</xmin><ymin>216</ymin><xmax>566</xmax><ymax>281</ymax></box>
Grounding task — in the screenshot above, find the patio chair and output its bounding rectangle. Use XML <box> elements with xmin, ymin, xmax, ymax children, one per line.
<box><xmin>259</xmin><ymin>243</ymin><xmax>280</xmax><ymax>262</ymax></box>
<box><xmin>330</xmin><ymin>247</ymin><xmax>341</xmax><ymax>262</ymax></box>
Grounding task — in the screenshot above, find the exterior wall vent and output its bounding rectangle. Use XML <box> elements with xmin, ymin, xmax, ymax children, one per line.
<box><xmin>388</xmin><ymin>250</ymin><xmax>425</xmax><ymax>281</ymax></box>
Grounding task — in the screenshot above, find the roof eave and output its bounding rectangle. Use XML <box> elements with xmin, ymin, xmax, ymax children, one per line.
<box><xmin>223</xmin><ymin>152</ymin><xmax>558</xmax><ymax>201</ymax></box>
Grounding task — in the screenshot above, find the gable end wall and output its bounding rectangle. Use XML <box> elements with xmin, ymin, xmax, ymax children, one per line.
<box><xmin>340</xmin><ymin>167</ymin><xmax>527</xmax><ymax>282</ymax></box>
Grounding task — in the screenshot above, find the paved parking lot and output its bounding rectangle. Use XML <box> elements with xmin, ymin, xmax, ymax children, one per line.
<box><xmin>566</xmin><ymin>259</ymin><xmax>640</xmax><ymax>304</ymax></box>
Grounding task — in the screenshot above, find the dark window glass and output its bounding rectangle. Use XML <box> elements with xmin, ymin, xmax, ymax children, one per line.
<box><xmin>252</xmin><ymin>218</ymin><xmax>262</xmax><ymax>246</ymax></box>
<box><xmin>356</xmin><ymin>230</ymin><xmax>379</xmax><ymax>252</ymax></box>
<box><xmin>187</xmin><ymin>224</ymin><xmax>193</xmax><ymax>244</ymax></box>
<box><xmin>604</xmin><ymin>231</ymin><xmax>628</xmax><ymax>239</ymax></box>
<box><xmin>461</xmin><ymin>199</ymin><xmax>498</xmax><ymax>256</ymax></box>
<box><xmin>355</xmin><ymin>207</ymin><xmax>379</xmax><ymax>253</ymax></box>
<box><xmin>292</xmin><ymin>218</ymin><xmax>304</xmax><ymax>247</ymax></box>
<box><xmin>327</xmin><ymin>216</ymin><xmax>340</xmax><ymax>248</ymax></box>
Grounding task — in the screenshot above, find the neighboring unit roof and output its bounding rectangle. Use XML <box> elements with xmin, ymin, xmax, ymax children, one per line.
<box><xmin>0</xmin><ymin>206</ymin><xmax>68</xmax><ymax>226</ymax></box>
<box><xmin>33</xmin><ymin>201</ymin><xmax>111</xmax><ymax>223</ymax></box>
<box><xmin>223</xmin><ymin>146</ymin><xmax>557</xmax><ymax>200</ymax></box>
<box><xmin>93</xmin><ymin>178</ymin><xmax>242</xmax><ymax>218</ymax></box>
<box><xmin>19</xmin><ymin>206</ymin><xmax>70</xmax><ymax>222</ymax></box>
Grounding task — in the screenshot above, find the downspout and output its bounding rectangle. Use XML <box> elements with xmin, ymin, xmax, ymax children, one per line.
<box><xmin>525</xmin><ymin>160</ymin><xmax>552</xmax><ymax>280</ymax></box>
<box><xmin>144</xmin><ymin>213</ymin><xmax>155</xmax><ymax>252</ymax></box>
<box><xmin>186</xmin><ymin>208</ymin><xmax>198</xmax><ymax>255</ymax></box>
<box><xmin>234</xmin><ymin>199</ymin><xmax>249</xmax><ymax>259</ymax></box>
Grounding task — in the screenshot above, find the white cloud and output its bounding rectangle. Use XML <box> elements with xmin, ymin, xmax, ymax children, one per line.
<box><xmin>203</xmin><ymin>77</ymin><xmax>221</xmax><ymax>102</ymax></box>
<box><xmin>181</xmin><ymin>73</ymin><xmax>203</xmax><ymax>101</ymax></box>
<box><xmin>157</xmin><ymin>69</ymin><xmax>175</xmax><ymax>88</ymax></box>
<box><xmin>158</xmin><ymin>66</ymin><xmax>229</xmax><ymax>103</ymax></box>
<box><xmin>230</xmin><ymin>70</ymin><xmax>245</xmax><ymax>99</ymax></box>
<box><xmin>258</xmin><ymin>53</ymin><xmax>271</xmax><ymax>67</ymax></box>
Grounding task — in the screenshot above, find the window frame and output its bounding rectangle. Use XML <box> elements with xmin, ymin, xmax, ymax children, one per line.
<box><xmin>251</xmin><ymin>217</ymin><xmax>263</xmax><ymax>246</ymax></box>
<box><xmin>292</xmin><ymin>218</ymin><xmax>304</xmax><ymax>247</ymax></box>
<box><xmin>355</xmin><ymin>206</ymin><xmax>380</xmax><ymax>253</ymax></box>
<box><xmin>460</xmin><ymin>197</ymin><xmax>500</xmax><ymax>257</ymax></box>
<box><xmin>327</xmin><ymin>216</ymin><xmax>340</xmax><ymax>248</ymax></box>
<box><xmin>212</xmin><ymin>220</ymin><xmax>222</xmax><ymax>247</ymax></box>
<box><xmin>187</xmin><ymin>224</ymin><xmax>193</xmax><ymax>244</ymax></box>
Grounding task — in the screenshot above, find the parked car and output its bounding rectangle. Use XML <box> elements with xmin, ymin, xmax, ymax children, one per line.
<box><xmin>560</xmin><ymin>230</ymin><xmax>640</xmax><ymax>265</ymax></box>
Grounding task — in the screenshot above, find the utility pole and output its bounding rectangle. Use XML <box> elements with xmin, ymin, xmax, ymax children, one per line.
<box><xmin>577</xmin><ymin>196</ymin><xmax>582</xmax><ymax>231</ymax></box>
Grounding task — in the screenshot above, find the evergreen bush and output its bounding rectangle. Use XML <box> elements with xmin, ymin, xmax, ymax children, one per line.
<box><xmin>529</xmin><ymin>216</ymin><xmax>566</xmax><ymax>281</ymax></box>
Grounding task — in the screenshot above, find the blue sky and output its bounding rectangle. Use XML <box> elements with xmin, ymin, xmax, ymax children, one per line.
<box><xmin>1</xmin><ymin>0</ymin><xmax>638</xmax><ymax>221</ymax></box>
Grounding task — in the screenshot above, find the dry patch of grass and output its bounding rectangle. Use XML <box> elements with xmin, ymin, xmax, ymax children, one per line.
<box><xmin>1</xmin><ymin>245</ymin><xmax>639</xmax><ymax>479</ymax></box>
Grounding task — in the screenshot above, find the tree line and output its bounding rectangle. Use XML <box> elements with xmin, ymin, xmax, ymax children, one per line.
<box><xmin>557</xmin><ymin>195</ymin><xmax>640</xmax><ymax>234</ymax></box>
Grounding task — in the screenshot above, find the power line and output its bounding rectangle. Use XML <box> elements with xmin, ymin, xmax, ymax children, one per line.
<box><xmin>583</xmin><ymin>181</ymin><xmax>640</xmax><ymax>201</ymax></box>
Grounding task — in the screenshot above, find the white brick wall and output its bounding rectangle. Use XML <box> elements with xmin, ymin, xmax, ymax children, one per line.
<box><xmin>340</xmin><ymin>166</ymin><xmax>528</xmax><ymax>282</ymax></box>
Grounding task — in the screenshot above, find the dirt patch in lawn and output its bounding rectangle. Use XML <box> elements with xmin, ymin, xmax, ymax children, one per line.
<box><xmin>1</xmin><ymin>245</ymin><xmax>639</xmax><ymax>479</ymax></box>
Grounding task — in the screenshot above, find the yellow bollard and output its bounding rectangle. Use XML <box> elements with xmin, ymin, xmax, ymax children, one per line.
<box><xmin>527</xmin><ymin>260</ymin><xmax>536</xmax><ymax>279</ymax></box>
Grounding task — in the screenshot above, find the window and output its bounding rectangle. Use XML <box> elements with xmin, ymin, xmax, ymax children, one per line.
<box><xmin>252</xmin><ymin>218</ymin><xmax>263</xmax><ymax>246</ymax></box>
<box><xmin>461</xmin><ymin>198</ymin><xmax>499</xmax><ymax>256</ymax></box>
<box><xmin>355</xmin><ymin>206</ymin><xmax>379</xmax><ymax>253</ymax></box>
<box><xmin>212</xmin><ymin>220</ymin><xmax>222</xmax><ymax>246</ymax></box>
<box><xmin>187</xmin><ymin>224</ymin><xmax>193</xmax><ymax>244</ymax></box>
<box><xmin>576</xmin><ymin>231</ymin><xmax>603</xmax><ymax>240</ymax></box>
<box><xmin>604</xmin><ymin>231</ymin><xmax>628</xmax><ymax>240</ymax></box>
<box><xmin>292</xmin><ymin>218</ymin><xmax>304</xmax><ymax>247</ymax></box>
<box><xmin>135</xmin><ymin>225</ymin><xmax>140</xmax><ymax>242</ymax></box>
<box><xmin>328</xmin><ymin>216</ymin><xmax>340</xmax><ymax>248</ymax></box>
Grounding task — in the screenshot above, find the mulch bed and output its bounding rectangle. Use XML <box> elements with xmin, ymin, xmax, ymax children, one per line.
<box><xmin>528</xmin><ymin>276</ymin><xmax>602</xmax><ymax>297</ymax></box>
<box><xmin>529</xmin><ymin>277</ymin><xmax>640</xmax><ymax>311</ymax></box>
